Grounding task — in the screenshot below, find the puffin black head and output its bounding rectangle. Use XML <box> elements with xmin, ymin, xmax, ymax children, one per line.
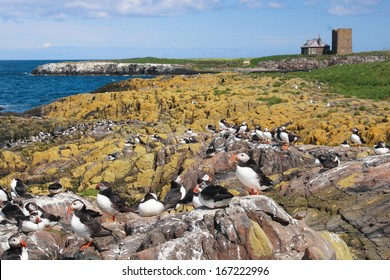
<box><xmin>96</xmin><ymin>182</ymin><xmax>112</xmax><ymax>193</ymax></box>
<box><xmin>8</xmin><ymin>234</ymin><xmax>27</xmax><ymax>249</ymax></box>
<box><xmin>24</xmin><ymin>202</ymin><xmax>41</xmax><ymax>214</ymax></box>
<box><xmin>67</xmin><ymin>199</ymin><xmax>86</xmax><ymax>214</ymax></box>
<box><xmin>140</xmin><ymin>192</ymin><xmax>159</xmax><ymax>202</ymax></box>
<box><xmin>230</xmin><ymin>152</ymin><xmax>251</xmax><ymax>164</ymax></box>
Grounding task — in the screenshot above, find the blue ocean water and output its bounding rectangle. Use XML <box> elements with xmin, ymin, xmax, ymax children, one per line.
<box><xmin>0</xmin><ymin>60</ymin><xmax>140</xmax><ymax>113</ymax></box>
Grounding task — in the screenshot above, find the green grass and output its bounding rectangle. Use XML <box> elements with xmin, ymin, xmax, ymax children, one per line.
<box><xmin>108</xmin><ymin>51</ymin><xmax>390</xmax><ymax>101</ymax></box>
<box><xmin>257</xmin><ymin>96</ymin><xmax>286</xmax><ymax>106</ymax></box>
<box><xmin>287</xmin><ymin>61</ymin><xmax>390</xmax><ymax>100</ymax></box>
<box><xmin>111</xmin><ymin>56</ymin><xmax>247</xmax><ymax>70</ymax></box>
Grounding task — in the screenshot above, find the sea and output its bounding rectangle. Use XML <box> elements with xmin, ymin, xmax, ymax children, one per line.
<box><xmin>0</xmin><ymin>60</ymin><xmax>143</xmax><ymax>113</ymax></box>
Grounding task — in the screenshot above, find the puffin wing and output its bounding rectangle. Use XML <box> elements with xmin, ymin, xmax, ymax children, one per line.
<box><xmin>41</xmin><ymin>212</ymin><xmax>61</xmax><ymax>222</ymax></box>
<box><xmin>85</xmin><ymin>209</ymin><xmax>102</xmax><ymax>218</ymax></box>
<box><xmin>108</xmin><ymin>192</ymin><xmax>125</xmax><ymax>210</ymax></box>
<box><xmin>246</xmin><ymin>161</ymin><xmax>273</xmax><ymax>186</ymax></box>
<box><xmin>164</xmin><ymin>189</ymin><xmax>182</xmax><ymax>209</ymax></box>
<box><xmin>1</xmin><ymin>248</ymin><xmax>22</xmax><ymax>260</ymax></box>
<box><xmin>202</xmin><ymin>185</ymin><xmax>233</xmax><ymax>201</ymax></box>
<box><xmin>78</xmin><ymin>212</ymin><xmax>110</xmax><ymax>238</ymax></box>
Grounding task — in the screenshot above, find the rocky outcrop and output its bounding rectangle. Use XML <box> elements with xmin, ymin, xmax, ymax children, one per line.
<box><xmin>32</xmin><ymin>62</ymin><xmax>200</xmax><ymax>76</ymax></box>
<box><xmin>0</xmin><ymin>73</ymin><xmax>389</xmax><ymax>260</ymax></box>
<box><xmin>257</xmin><ymin>55</ymin><xmax>387</xmax><ymax>71</ymax></box>
<box><xmin>0</xmin><ymin>193</ymin><xmax>352</xmax><ymax>260</ymax></box>
<box><xmin>271</xmin><ymin>147</ymin><xmax>390</xmax><ymax>260</ymax></box>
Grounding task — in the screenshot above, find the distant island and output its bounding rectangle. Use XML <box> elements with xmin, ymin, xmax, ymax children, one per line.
<box><xmin>32</xmin><ymin>52</ymin><xmax>388</xmax><ymax>75</ymax></box>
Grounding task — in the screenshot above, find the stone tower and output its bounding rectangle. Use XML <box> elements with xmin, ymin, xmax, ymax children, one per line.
<box><xmin>332</xmin><ymin>28</ymin><xmax>352</xmax><ymax>54</ymax></box>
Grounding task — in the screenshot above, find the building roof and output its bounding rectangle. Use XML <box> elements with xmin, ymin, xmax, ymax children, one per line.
<box><xmin>301</xmin><ymin>36</ymin><xmax>329</xmax><ymax>48</ymax></box>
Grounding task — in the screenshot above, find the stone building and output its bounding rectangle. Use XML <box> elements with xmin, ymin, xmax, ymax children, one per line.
<box><xmin>301</xmin><ymin>28</ymin><xmax>352</xmax><ymax>55</ymax></box>
<box><xmin>332</xmin><ymin>28</ymin><xmax>352</xmax><ymax>54</ymax></box>
<box><xmin>301</xmin><ymin>36</ymin><xmax>330</xmax><ymax>55</ymax></box>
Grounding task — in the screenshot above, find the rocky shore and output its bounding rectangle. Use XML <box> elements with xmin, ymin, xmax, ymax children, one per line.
<box><xmin>32</xmin><ymin>61</ymin><xmax>200</xmax><ymax>76</ymax></box>
<box><xmin>256</xmin><ymin>54</ymin><xmax>387</xmax><ymax>71</ymax></box>
<box><xmin>0</xmin><ymin>73</ymin><xmax>389</xmax><ymax>260</ymax></box>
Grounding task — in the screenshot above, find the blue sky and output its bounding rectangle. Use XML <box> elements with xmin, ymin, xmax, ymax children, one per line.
<box><xmin>0</xmin><ymin>0</ymin><xmax>389</xmax><ymax>59</ymax></box>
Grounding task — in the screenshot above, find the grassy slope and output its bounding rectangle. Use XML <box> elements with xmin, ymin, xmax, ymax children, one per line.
<box><xmin>287</xmin><ymin>61</ymin><xmax>390</xmax><ymax>101</ymax></box>
<box><xmin>112</xmin><ymin>51</ymin><xmax>390</xmax><ymax>100</ymax></box>
<box><xmin>112</xmin><ymin>56</ymin><xmax>246</xmax><ymax>69</ymax></box>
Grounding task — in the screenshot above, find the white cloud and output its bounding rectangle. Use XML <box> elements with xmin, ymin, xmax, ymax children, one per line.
<box><xmin>239</xmin><ymin>0</ymin><xmax>263</xmax><ymax>9</ymax></box>
<box><xmin>268</xmin><ymin>2</ymin><xmax>284</xmax><ymax>9</ymax></box>
<box><xmin>327</xmin><ymin>0</ymin><xmax>381</xmax><ymax>15</ymax></box>
<box><xmin>0</xmin><ymin>0</ymin><xmax>385</xmax><ymax>21</ymax></box>
<box><xmin>0</xmin><ymin>0</ymin><xmax>225</xmax><ymax>20</ymax></box>
<box><xmin>42</xmin><ymin>42</ymin><xmax>53</xmax><ymax>48</ymax></box>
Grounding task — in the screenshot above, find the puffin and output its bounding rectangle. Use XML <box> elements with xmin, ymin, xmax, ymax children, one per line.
<box><xmin>96</xmin><ymin>182</ymin><xmax>132</xmax><ymax>221</ymax></box>
<box><xmin>47</xmin><ymin>181</ymin><xmax>64</xmax><ymax>197</ymax></box>
<box><xmin>262</xmin><ymin>128</ymin><xmax>273</xmax><ymax>144</ymax></box>
<box><xmin>315</xmin><ymin>153</ymin><xmax>340</xmax><ymax>169</ymax></box>
<box><xmin>253</xmin><ymin>125</ymin><xmax>264</xmax><ymax>142</ymax></box>
<box><xmin>0</xmin><ymin>186</ymin><xmax>11</xmax><ymax>204</ymax></box>
<box><xmin>137</xmin><ymin>192</ymin><xmax>165</xmax><ymax>217</ymax></box>
<box><xmin>238</xmin><ymin>121</ymin><xmax>248</xmax><ymax>134</ymax></box>
<box><xmin>10</xmin><ymin>178</ymin><xmax>32</xmax><ymax>199</ymax></box>
<box><xmin>151</xmin><ymin>134</ymin><xmax>164</xmax><ymax>142</ymax></box>
<box><xmin>164</xmin><ymin>175</ymin><xmax>186</xmax><ymax>210</ymax></box>
<box><xmin>196</xmin><ymin>182</ymin><xmax>233</xmax><ymax>209</ymax></box>
<box><xmin>230</xmin><ymin>152</ymin><xmax>273</xmax><ymax>195</ymax></box>
<box><xmin>205</xmin><ymin>124</ymin><xmax>217</xmax><ymax>133</ymax></box>
<box><xmin>180</xmin><ymin>137</ymin><xmax>198</xmax><ymax>144</ymax></box>
<box><xmin>106</xmin><ymin>152</ymin><xmax>119</xmax><ymax>161</ymax></box>
<box><xmin>67</xmin><ymin>199</ymin><xmax>112</xmax><ymax>250</ymax></box>
<box><xmin>373</xmin><ymin>141</ymin><xmax>390</xmax><ymax>155</ymax></box>
<box><xmin>185</xmin><ymin>128</ymin><xmax>198</xmax><ymax>136</ymax></box>
<box><xmin>1</xmin><ymin>235</ymin><xmax>28</xmax><ymax>260</ymax></box>
<box><xmin>350</xmin><ymin>127</ymin><xmax>366</xmax><ymax>146</ymax></box>
<box><xmin>275</xmin><ymin>127</ymin><xmax>289</xmax><ymax>147</ymax></box>
<box><xmin>219</xmin><ymin>119</ymin><xmax>231</xmax><ymax>130</ymax></box>
<box><xmin>24</xmin><ymin>202</ymin><xmax>61</xmax><ymax>227</ymax></box>
<box><xmin>340</xmin><ymin>140</ymin><xmax>351</xmax><ymax>148</ymax></box>
<box><xmin>134</xmin><ymin>134</ymin><xmax>146</xmax><ymax>145</ymax></box>
<box><xmin>0</xmin><ymin>202</ymin><xmax>26</xmax><ymax>224</ymax></box>
<box><xmin>192</xmin><ymin>174</ymin><xmax>213</xmax><ymax>209</ymax></box>
<box><xmin>18</xmin><ymin>212</ymin><xmax>44</xmax><ymax>233</ymax></box>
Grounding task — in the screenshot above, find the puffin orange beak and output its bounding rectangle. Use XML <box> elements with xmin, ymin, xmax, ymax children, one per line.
<box><xmin>67</xmin><ymin>205</ymin><xmax>73</xmax><ymax>215</ymax></box>
<box><xmin>20</xmin><ymin>240</ymin><xmax>27</xmax><ymax>248</ymax></box>
<box><xmin>95</xmin><ymin>184</ymin><xmax>100</xmax><ymax>190</ymax></box>
<box><xmin>193</xmin><ymin>184</ymin><xmax>200</xmax><ymax>193</ymax></box>
<box><xmin>229</xmin><ymin>154</ymin><xmax>237</xmax><ymax>164</ymax></box>
<box><xmin>35</xmin><ymin>216</ymin><xmax>42</xmax><ymax>223</ymax></box>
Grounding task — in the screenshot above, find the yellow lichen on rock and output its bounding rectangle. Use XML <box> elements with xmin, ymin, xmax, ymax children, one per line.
<box><xmin>40</xmin><ymin>73</ymin><xmax>390</xmax><ymax>145</ymax></box>
<box><xmin>0</xmin><ymin>150</ymin><xmax>28</xmax><ymax>173</ymax></box>
<box><xmin>247</xmin><ymin>220</ymin><xmax>273</xmax><ymax>258</ymax></box>
<box><xmin>321</xmin><ymin>231</ymin><xmax>353</xmax><ymax>260</ymax></box>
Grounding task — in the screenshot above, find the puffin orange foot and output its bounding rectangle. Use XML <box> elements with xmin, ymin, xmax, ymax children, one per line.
<box><xmin>250</xmin><ymin>189</ymin><xmax>261</xmax><ymax>195</ymax></box>
<box><xmin>80</xmin><ymin>241</ymin><xmax>93</xmax><ymax>250</ymax></box>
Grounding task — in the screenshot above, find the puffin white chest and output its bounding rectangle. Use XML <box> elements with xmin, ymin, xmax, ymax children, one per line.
<box><xmin>192</xmin><ymin>194</ymin><xmax>202</xmax><ymax>209</ymax></box>
<box><xmin>71</xmin><ymin>214</ymin><xmax>91</xmax><ymax>241</ymax></box>
<box><xmin>20</xmin><ymin>247</ymin><xmax>28</xmax><ymax>260</ymax></box>
<box><xmin>236</xmin><ymin>165</ymin><xmax>260</xmax><ymax>190</ymax></box>
<box><xmin>138</xmin><ymin>199</ymin><xmax>164</xmax><ymax>217</ymax></box>
<box><xmin>96</xmin><ymin>193</ymin><xmax>117</xmax><ymax>215</ymax></box>
<box><xmin>20</xmin><ymin>220</ymin><xmax>44</xmax><ymax>233</ymax></box>
<box><xmin>351</xmin><ymin>134</ymin><xmax>362</xmax><ymax>145</ymax></box>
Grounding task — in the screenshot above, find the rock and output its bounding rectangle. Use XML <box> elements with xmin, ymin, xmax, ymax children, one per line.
<box><xmin>32</xmin><ymin>62</ymin><xmax>199</xmax><ymax>76</ymax></box>
<box><xmin>256</xmin><ymin>55</ymin><xmax>387</xmax><ymax>71</ymax></box>
<box><xmin>272</xmin><ymin>152</ymin><xmax>390</xmax><ymax>259</ymax></box>
<box><xmin>0</xmin><ymin>192</ymin><xmax>352</xmax><ymax>260</ymax></box>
